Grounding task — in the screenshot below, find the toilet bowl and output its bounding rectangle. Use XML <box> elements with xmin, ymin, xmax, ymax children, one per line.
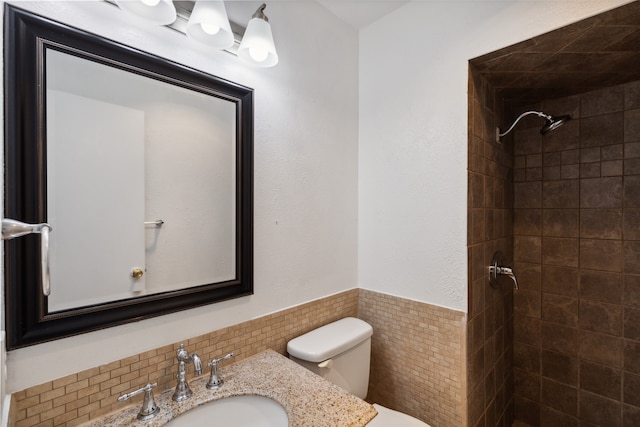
<box><xmin>287</xmin><ymin>317</ymin><xmax>431</xmax><ymax>426</ymax></box>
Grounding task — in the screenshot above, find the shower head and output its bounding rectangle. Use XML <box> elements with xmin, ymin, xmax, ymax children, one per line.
<box><xmin>540</xmin><ymin>114</ymin><xmax>572</xmax><ymax>135</ymax></box>
<box><xmin>497</xmin><ymin>110</ymin><xmax>572</xmax><ymax>142</ymax></box>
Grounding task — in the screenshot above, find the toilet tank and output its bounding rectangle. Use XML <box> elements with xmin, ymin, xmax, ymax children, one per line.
<box><xmin>286</xmin><ymin>317</ymin><xmax>373</xmax><ymax>399</ymax></box>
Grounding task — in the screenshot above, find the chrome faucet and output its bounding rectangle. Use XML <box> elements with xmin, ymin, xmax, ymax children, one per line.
<box><xmin>172</xmin><ymin>344</ymin><xmax>203</xmax><ymax>402</ymax></box>
<box><xmin>206</xmin><ymin>352</ymin><xmax>235</xmax><ymax>390</ymax></box>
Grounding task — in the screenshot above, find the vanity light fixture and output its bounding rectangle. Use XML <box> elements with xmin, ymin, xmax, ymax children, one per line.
<box><xmin>186</xmin><ymin>0</ymin><xmax>234</xmax><ymax>50</ymax></box>
<box><xmin>238</xmin><ymin>4</ymin><xmax>279</xmax><ymax>68</ymax></box>
<box><xmin>113</xmin><ymin>0</ymin><xmax>279</xmax><ymax>68</ymax></box>
<box><xmin>115</xmin><ymin>0</ymin><xmax>177</xmax><ymax>26</ymax></box>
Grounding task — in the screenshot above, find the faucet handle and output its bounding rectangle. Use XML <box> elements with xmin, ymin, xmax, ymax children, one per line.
<box><xmin>117</xmin><ymin>383</ymin><xmax>160</xmax><ymax>421</ymax></box>
<box><xmin>206</xmin><ymin>352</ymin><xmax>235</xmax><ymax>390</ymax></box>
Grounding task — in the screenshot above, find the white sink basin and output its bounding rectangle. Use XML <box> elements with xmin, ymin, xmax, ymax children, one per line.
<box><xmin>165</xmin><ymin>395</ymin><xmax>288</xmax><ymax>427</ymax></box>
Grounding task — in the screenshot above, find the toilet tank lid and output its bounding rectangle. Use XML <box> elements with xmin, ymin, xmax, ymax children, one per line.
<box><xmin>287</xmin><ymin>317</ymin><xmax>373</xmax><ymax>362</ymax></box>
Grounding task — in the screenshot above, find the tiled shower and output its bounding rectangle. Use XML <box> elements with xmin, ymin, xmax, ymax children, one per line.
<box><xmin>467</xmin><ymin>2</ymin><xmax>640</xmax><ymax>426</ymax></box>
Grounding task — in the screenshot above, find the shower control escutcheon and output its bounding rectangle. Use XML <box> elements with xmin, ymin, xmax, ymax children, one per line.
<box><xmin>489</xmin><ymin>251</ymin><xmax>518</xmax><ymax>290</ymax></box>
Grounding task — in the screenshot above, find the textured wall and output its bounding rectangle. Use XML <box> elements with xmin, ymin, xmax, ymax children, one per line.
<box><xmin>359</xmin><ymin>289</ymin><xmax>466</xmax><ymax>427</ymax></box>
<box><xmin>3</xmin><ymin>0</ymin><xmax>359</xmax><ymax>393</ymax></box>
<box><xmin>512</xmin><ymin>81</ymin><xmax>640</xmax><ymax>426</ymax></box>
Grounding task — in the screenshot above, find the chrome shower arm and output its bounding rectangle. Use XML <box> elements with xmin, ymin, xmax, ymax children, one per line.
<box><xmin>497</xmin><ymin>111</ymin><xmax>550</xmax><ymax>139</ymax></box>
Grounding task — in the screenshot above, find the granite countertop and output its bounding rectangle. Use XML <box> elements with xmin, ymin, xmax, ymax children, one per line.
<box><xmin>82</xmin><ymin>349</ymin><xmax>378</xmax><ymax>427</ymax></box>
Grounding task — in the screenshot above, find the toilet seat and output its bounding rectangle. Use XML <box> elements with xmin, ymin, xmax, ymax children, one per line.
<box><xmin>367</xmin><ymin>404</ymin><xmax>431</xmax><ymax>426</ymax></box>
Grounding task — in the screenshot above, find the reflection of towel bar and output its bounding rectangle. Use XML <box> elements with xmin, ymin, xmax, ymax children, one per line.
<box><xmin>144</xmin><ymin>220</ymin><xmax>164</xmax><ymax>227</ymax></box>
<box><xmin>2</xmin><ymin>218</ymin><xmax>52</xmax><ymax>296</ymax></box>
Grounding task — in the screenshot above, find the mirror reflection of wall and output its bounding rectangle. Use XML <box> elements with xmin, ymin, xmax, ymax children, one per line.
<box><xmin>46</xmin><ymin>49</ymin><xmax>236</xmax><ymax>312</ymax></box>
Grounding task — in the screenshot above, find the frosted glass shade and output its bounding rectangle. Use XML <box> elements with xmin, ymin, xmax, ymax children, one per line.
<box><xmin>116</xmin><ymin>0</ymin><xmax>177</xmax><ymax>25</ymax></box>
<box><xmin>186</xmin><ymin>1</ymin><xmax>234</xmax><ymax>50</ymax></box>
<box><xmin>238</xmin><ymin>18</ymin><xmax>278</xmax><ymax>68</ymax></box>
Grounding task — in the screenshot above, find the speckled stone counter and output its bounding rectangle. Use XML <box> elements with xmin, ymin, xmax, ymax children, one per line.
<box><xmin>82</xmin><ymin>350</ymin><xmax>377</xmax><ymax>427</ymax></box>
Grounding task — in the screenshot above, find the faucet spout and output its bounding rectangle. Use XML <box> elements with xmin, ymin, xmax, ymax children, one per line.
<box><xmin>172</xmin><ymin>344</ymin><xmax>202</xmax><ymax>402</ymax></box>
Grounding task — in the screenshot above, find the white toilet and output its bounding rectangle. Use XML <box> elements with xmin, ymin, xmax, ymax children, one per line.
<box><xmin>287</xmin><ymin>317</ymin><xmax>431</xmax><ymax>426</ymax></box>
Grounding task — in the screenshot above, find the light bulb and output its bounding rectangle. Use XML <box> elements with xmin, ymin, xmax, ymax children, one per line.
<box><xmin>140</xmin><ymin>0</ymin><xmax>161</xmax><ymax>6</ymax></box>
<box><xmin>200</xmin><ymin>22</ymin><xmax>221</xmax><ymax>35</ymax></box>
<box><xmin>249</xmin><ymin>46</ymin><xmax>269</xmax><ymax>62</ymax></box>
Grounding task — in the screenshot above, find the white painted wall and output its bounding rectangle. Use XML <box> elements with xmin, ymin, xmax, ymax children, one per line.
<box><xmin>358</xmin><ymin>0</ymin><xmax>633</xmax><ymax>312</ymax></box>
<box><xmin>2</xmin><ymin>0</ymin><xmax>359</xmax><ymax>393</ymax></box>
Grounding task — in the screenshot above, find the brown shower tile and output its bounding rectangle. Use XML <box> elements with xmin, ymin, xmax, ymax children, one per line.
<box><xmin>469</xmin><ymin>312</ymin><xmax>485</xmax><ymax>353</ymax></box>
<box><xmin>514</xmin><ymin>314</ymin><xmax>541</xmax><ymax>346</ymax></box>
<box><xmin>469</xmin><ymin>277</ymin><xmax>486</xmax><ymax>317</ymax></box>
<box><xmin>543</xmin><ymin>120</ymin><xmax>580</xmax><ymax>153</ymax></box>
<box><xmin>624</xmin><ymin>275</ymin><xmax>640</xmax><ymax>308</ymax></box>
<box><xmin>580</xmin><ymin>209</ymin><xmax>622</xmax><ymax>239</ymax></box>
<box><xmin>580</xmin><ymin>270</ymin><xmax>623</xmax><ymax>304</ymax></box>
<box><xmin>542</xmin><ymin>294</ymin><xmax>578</xmax><ymax>327</ymax></box>
<box><xmin>540</xmin><ymin>406</ymin><xmax>578</xmax><ymax>427</ymax></box>
<box><xmin>541</xmin><ymin>349</ymin><xmax>578</xmax><ymax>385</ymax></box>
<box><xmin>626</xmin><ymin>81</ymin><xmax>640</xmax><ymax>110</ymax></box>
<box><xmin>624</xmin><ymin>175</ymin><xmax>640</xmax><ymax>207</ymax></box>
<box><xmin>543</xmin><ymin>166</ymin><xmax>561</xmax><ymax>180</ymax></box>
<box><xmin>543</xmin><ymin>237</ymin><xmax>579</xmax><ymax>267</ymax></box>
<box><xmin>542</xmin><ymin>265</ymin><xmax>579</xmax><ymax>296</ymax></box>
<box><xmin>625</xmin><ymin>109</ymin><xmax>640</xmax><ymax>143</ymax></box>
<box><xmin>514</xmin><ymin>342</ymin><xmax>540</xmax><ymax>373</ymax></box>
<box><xmin>470</xmin><ymin>209</ymin><xmax>485</xmax><ymax>244</ymax></box>
<box><xmin>514</xmin><ymin>396</ymin><xmax>540</xmax><ymax>427</ymax></box>
<box><xmin>624</xmin><ymin>242</ymin><xmax>640</xmax><ymax>274</ymax></box>
<box><xmin>581</xmin><ymin>86</ymin><xmax>624</xmax><ymax>117</ymax></box>
<box><xmin>468</xmin><ymin>379</ymin><xmax>485</xmax><ymax>427</ymax></box>
<box><xmin>527</xmin><ymin>154</ymin><xmax>543</xmax><ymax>168</ymax></box>
<box><xmin>515</xmin><ymin>155</ymin><xmax>527</xmax><ymax>168</ymax></box>
<box><xmin>561</xmin><ymin>149</ymin><xmax>580</xmax><ymax>165</ymax></box>
<box><xmin>624</xmin><ymin>209</ymin><xmax>640</xmax><ymax>240</ymax></box>
<box><xmin>527</xmin><ymin>167</ymin><xmax>543</xmax><ymax>181</ymax></box>
<box><xmin>625</xmin><ymin>159</ymin><xmax>640</xmax><ymax>175</ymax></box>
<box><xmin>515</xmin><ymin>181</ymin><xmax>543</xmax><ymax>208</ymax></box>
<box><xmin>623</xmin><ymin>403</ymin><xmax>640</xmax><ymax>427</ymax></box>
<box><xmin>579</xmin><ymin>299</ymin><xmax>623</xmax><ymax>336</ymax></box>
<box><xmin>544</xmin><ymin>152</ymin><xmax>562</xmax><ymax>166</ymax></box>
<box><xmin>580</xmin><ymin>177</ymin><xmax>623</xmax><ymax>208</ymax></box>
<box><xmin>514</xmin><ymin>236</ymin><xmax>542</xmax><ymax>263</ymax></box>
<box><xmin>624</xmin><ymin>371</ymin><xmax>640</xmax><ymax>407</ymax></box>
<box><xmin>579</xmin><ymin>391</ymin><xmax>622</xmax><ymax>427</ymax></box>
<box><xmin>626</xmin><ymin>142</ymin><xmax>640</xmax><ymax>159</ymax></box>
<box><xmin>513</xmin><ymin>262</ymin><xmax>542</xmax><ymax>291</ymax></box>
<box><xmin>514</xmin><ymin>168</ymin><xmax>527</xmax><ymax>182</ymax></box>
<box><xmin>468</xmin><ymin>347</ymin><xmax>484</xmax><ymax>394</ymax></box>
<box><xmin>469</xmin><ymin>172</ymin><xmax>485</xmax><ymax>208</ymax></box>
<box><xmin>581</xmin><ymin>112</ymin><xmax>624</xmax><ymax>147</ymax></box>
<box><xmin>624</xmin><ymin>307</ymin><xmax>640</xmax><ymax>341</ymax></box>
<box><xmin>581</xmin><ymin>147</ymin><xmax>601</xmax><ymax>163</ymax></box>
<box><xmin>542</xmin><ymin>378</ymin><xmax>577</xmax><ymax>415</ymax></box>
<box><xmin>603</xmin><ymin>144</ymin><xmax>624</xmax><ymax>160</ymax></box>
<box><xmin>625</xmin><ymin>339</ymin><xmax>640</xmax><ymax>374</ymax></box>
<box><xmin>514</xmin><ymin>209</ymin><xmax>542</xmax><ymax>236</ymax></box>
<box><xmin>562</xmin><ymin>164</ymin><xmax>581</xmax><ymax>179</ymax></box>
<box><xmin>580</xmin><ymin>239</ymin><xmax>623</xmax><ymax>272</ymax></box>
<box><xmin>580</xmin><ymin>163</ymin><xmax>601</xmax><ymax>178</ymax></box>
<box><xmin>602</xmin><ymin>160</ymin><xmax>624</xmax><ymax>176</ymax></box>
<box><xmin>542</xmin><ymin>209</ymin><xmax>579</xmax><ymax>238</ymax></box>
<box><xmin>514</xmin><ymin>368</ymin><xmax>540</xmax><ymax>402</ymax></box>
<box><xmin>542</xmin><ymin>321</ymin><xmax>577</xmax><ymax>355</ymax></box>
<box><xmin>514</xmin><ymin>289</ymin><xmax>541</xmax><ymax>318</ymax></box>
<box><xmin>580</xmin><ymin>360</ymin><xmax>622</xmax><ymax>400</ymax></box>
<box><xmin>514</xmin><ymin>127</ymin><xmax>543</xmax><ymax>155</ymax></box>
<box><xmin>579</xmin><ymin>330</ymin><xmax>622</xmax><ymax>368</ymax></box>
<box><xmin>543</xmin><ymin>180</ymin><xmax>579</xmax><ymax>208</ymax></box>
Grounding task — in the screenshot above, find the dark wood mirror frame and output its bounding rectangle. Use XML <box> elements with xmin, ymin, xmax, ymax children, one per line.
<box><xmin>4</xmin><ymin>5</ymin><xmax>254</xmax><ymax>350</ymax></box>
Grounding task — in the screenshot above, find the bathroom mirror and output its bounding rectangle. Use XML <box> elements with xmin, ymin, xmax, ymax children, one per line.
<box><xmin>4</xmin><ymin>5</ymin><xmax>254</xmax><ymax>349</ymax></box>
